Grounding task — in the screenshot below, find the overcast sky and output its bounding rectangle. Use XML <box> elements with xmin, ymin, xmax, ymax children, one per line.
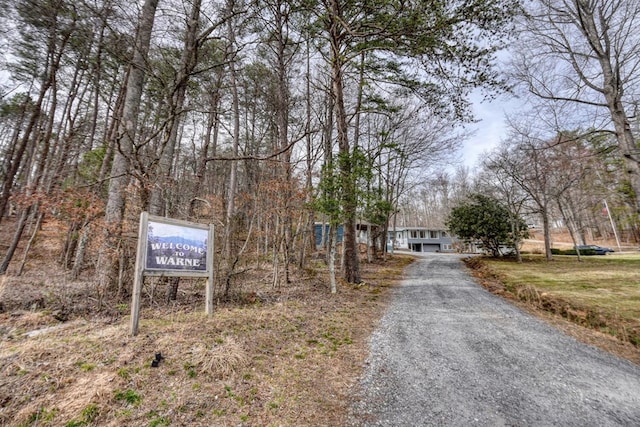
<box><xmin>460</xmin><ymin>91</ymin><xmax>522</xmax><ymax>170</ymax></box>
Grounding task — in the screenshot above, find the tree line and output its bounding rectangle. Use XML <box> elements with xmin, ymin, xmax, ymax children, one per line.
<box><xmin>0</xmin><ymin>0</ymin><xmax>517</xmax><ymax>297</ymax></box>
<box><xmin>400</xmin><ymin>0</ymin><xmax>640</xmax><ymax>258</ymax></box>
<box><xmin>1</xmin><ymin>0</ymin><xmax>639</xmax><ymax>302</ymax></box>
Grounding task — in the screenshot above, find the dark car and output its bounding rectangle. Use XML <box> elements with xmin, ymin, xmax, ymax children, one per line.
<box><xmin>575</xmin><ymin>245</ymin><xmax>615</xmax><ymax>255</ymax></box>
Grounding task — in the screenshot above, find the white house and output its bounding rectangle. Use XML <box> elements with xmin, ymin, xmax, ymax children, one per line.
<box><xmin>388</xmin><ymin>227</ymin><xmax>455</xmax><ymax>253</ymax></box>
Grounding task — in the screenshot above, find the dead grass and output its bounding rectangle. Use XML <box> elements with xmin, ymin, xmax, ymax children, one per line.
<box><xmin>465</xmin><ymin>254</ymin><xmax>640</xmax><ymax>365</ymax></box>
<box><xmin>0</xmin><ymin>218</ymin><xmax>413</xmax><ymax>427</ymax></box>
<box><xmin>6</xmin><ymin>218</ymin><xmax>639</xmax><ymax>424</ymax></box>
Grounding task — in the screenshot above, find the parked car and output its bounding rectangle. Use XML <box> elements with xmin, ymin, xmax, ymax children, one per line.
<box><xmin>575</xmin><ymin>245</ymin><xmax>615</xmax><ymax>255</ymax></box>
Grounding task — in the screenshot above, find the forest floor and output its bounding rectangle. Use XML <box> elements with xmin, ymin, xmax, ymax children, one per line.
<box><xmin>1</xmin><ymin>218</ymin><xmax>639</xmax><ymax>426</ymax></box>
<box><xmin>0</xmin><ymin>217</ymin><xmax>413</xmax><ymax>426</ymax></box>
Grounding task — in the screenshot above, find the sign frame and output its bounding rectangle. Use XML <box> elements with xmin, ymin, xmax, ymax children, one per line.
<box><xmin>130</xmin><ymin>211</ymin><xmax>215</xmax><ymax>336</ymax></box>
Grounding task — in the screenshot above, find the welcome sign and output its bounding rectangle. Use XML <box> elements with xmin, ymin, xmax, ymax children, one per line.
<box><xmin>131</xmin><ymin>212</ymin><xmax>215</xmax><ymax>335</ymax></box>
<box><xmin>146</xmin><ymin>220</ymin><xmax>208</xmax><ymax>271</ymax></box>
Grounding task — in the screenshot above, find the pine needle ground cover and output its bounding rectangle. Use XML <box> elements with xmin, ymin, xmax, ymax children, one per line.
<box><xmin>466</xmin><ymin>254</ymin><xmax>640</xmax><ymax>364</ymax></box>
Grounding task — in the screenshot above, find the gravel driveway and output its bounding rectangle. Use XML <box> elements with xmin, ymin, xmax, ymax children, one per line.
<box><xmin>348</xmin><ymin>253</ymin><xmax>640</xmax><ymax>426</ymax></box>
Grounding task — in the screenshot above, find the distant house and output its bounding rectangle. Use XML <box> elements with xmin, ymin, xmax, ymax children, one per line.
<box><xmin>388</xmin><ymin>227</ymin><xmax>455</xmax><ymax>253</ymax></box>
<box><xmin>314</xmin><ymin>223</ymin><xmax>344</xmax><ymax>248</ymax></box>
<box><xmin>314</xmin><ymin>222</ymin><xmax>380</xmax><ymax>250</ymax></box>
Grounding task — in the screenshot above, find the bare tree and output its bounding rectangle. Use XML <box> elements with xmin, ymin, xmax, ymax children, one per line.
<box><xmin>484</xmin><ymin>132</ymin><xmax>557</xmax><ymax>261</ymax></box>
<box><xmin>512</xmin><ymin>0</ymin><xmax>640</xmax><ymax>213</ymax></box>
<box><xmin>478</xmin><ymin>163</ymin><xmax>531</xmax><ymax>263</ymax></box>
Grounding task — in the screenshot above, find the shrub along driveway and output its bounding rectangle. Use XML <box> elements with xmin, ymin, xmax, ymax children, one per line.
<box><xmin>348</xmin><ymin>253</ymin><xmax>640</xmax><ymax>426</ymax></box>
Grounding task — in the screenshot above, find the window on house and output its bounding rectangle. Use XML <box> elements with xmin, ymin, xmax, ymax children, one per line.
<box><xmin>441</xmin><ymin>231</ymin><xmax>448</xmax><ymax>237</ymax></box>
<box><xmin>419</xmin><ymin>230</ymin><xmax>426</xmax><ymax>238</ymax></box>
<box><xmin>411</xmin><ymin>230</ymin><xmax>418</xmax><ymax>239</ymax></box>
<box><xmin>430</xmin><ymin>230</ymin><xmax>438</xmax><ymax>239</ymax></box>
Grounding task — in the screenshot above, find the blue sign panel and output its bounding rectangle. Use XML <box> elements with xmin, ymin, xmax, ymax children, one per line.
<box><xmin>145</xmin><ymin>220</ymin><xmax>208</xmax><ymax>271</ymax></box>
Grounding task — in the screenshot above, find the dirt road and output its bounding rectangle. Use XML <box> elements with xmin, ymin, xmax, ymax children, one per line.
<box><xmin>348</xmin><ymin>253</ymin><xmax>640</xmax><ymax>426</ymax></box>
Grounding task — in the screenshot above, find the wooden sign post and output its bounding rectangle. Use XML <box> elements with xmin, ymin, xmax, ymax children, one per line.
<box><xmin>130</xmin><ymin>212</ymin><xmax>215</xmax><ymax>336</ymax></box>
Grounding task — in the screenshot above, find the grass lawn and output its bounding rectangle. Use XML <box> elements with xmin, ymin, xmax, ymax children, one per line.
<box><xmin>467</xmin><ymin>254</ymin><xmax>640</xmax><ymax>349</ymax></box>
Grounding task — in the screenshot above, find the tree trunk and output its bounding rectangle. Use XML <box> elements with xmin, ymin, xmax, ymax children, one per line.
<box><xmin>558</xmin><ymin>200</ymin><xmax>581</xmax><ymax>262</ymax></box>
<box><xmin>71</xmin><ymin>224</ymin><xmax>90</xmax><ymax>280</ymax></box>
<box><xmin>97</xmin><ymin>74</ymin><xmax>127</xmax><ymax>191</ymax></box>
<box><xmin>98</xmin><ymin>0</ymin><xmax>159</xmax><ymax>295</ymax></box>
<box><xmin>329</xmin><ymin>223</ymin><xmax>337</xmax><ymax>294</ymax></box>
<box><xmin>510</xmin><ymin>217</ymin><xmax>523</xmax><ymax>263</ymax></box>
<box><xmin>223</xmin><ymin>6</ymin><xmax>240</xmax><ymax>260</ymax></box>
<box><xmin>299</xmin><ymin>37</ymin><xmax>315</xmax><ymax>269</ymax></box>
<box><xmin>328</xmin><ymin>0</ymin><xmax>360</xmax><ymax>283</ymax></box>
<box><xmin>541</xmin><ymin>204</ymin><xmax>553</xmax><ymax>261</ymax></box>
<box><xmin>0</xmin><ymin>207</ymin><xmax>31</xmax><ymax>274</ymax></box>
<box><xmin>17</xmin><ymin>211</ymin><xmax>45</xmax><ymax>276</ymax></box>
<box><xmin>574</xmin><ymin>3</ymin><xmax>640</xmax><ymax>213</ymax></box>
<box><xmin>0</xmin><ymin>95</ymin><xmax>31</xmax><ymax>222</ymax></box>
<box><xmin>194</xmin><ymin>69</ymin><xmax>223</xmax><ymax>207</ymax></box>
<box><xmin>273</xmin><ymin>0</ymin><xmax>293</xmax><ymax>284</ymax></box>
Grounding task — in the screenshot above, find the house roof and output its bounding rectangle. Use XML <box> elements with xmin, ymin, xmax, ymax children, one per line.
<box><xmin>389</xmin><ymin>227</ymin><xmax>448</xmax><ymax>232</ymax></box>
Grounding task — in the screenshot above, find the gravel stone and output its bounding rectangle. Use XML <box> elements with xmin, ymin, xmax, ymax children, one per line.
<box><xmin>348</xmin><ymin>253</ymin><xmax>640</xmax><ymax>426</ymax></box>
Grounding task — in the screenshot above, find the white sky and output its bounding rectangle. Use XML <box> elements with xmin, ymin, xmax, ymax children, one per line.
<box><xmin>460</xmin><ymin>92</ymin><xmax>521</xmax><ymax>169</ymax></box>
